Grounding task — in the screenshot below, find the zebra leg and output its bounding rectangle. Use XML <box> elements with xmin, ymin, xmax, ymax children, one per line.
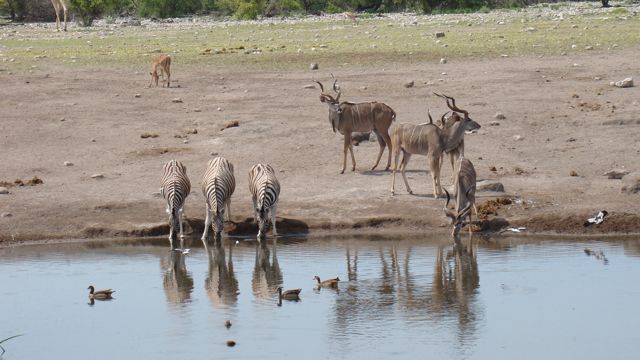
<box><xmin>178</xmin><ymin>207</ymin><xmax>185</xmax><ymax>250</ymax></box>
<box><xmin>252</xmin><ymin>196</ymin><xmax>258</xmax><ymax>223</ymax></box>
<box><xmin>400</xmin><ymin>152</ymin><xmax>413</xmax><ymax>195</ymax></box>
<box><xmin>371</xmin><ymin>130</ymin><xmax>385</xmax><ymax>171</ymax></box>
<box><xmin>226</xmin><ymin>199</ymin><xmax>232</xmax><ymax>222</ymax></box>
<box><xmin>202</xmin><ymin>204</ymin><xmax>212</xmax><ymax>242</ymax></box>
<box><xmin>271</xmin><ymin>204</ymin><xmax>278</xmax><ymax>237</ymax></box>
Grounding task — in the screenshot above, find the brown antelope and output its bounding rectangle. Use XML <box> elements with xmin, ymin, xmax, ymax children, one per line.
<box><xmin>315</xmin><ymin>78</ymin><xmax>396</xmax><ymax>174</ymax></box>
<box><xmin>390</xmin><ymin>94</ymin><xmax>480</xmax><ymax>198</ymax></box>
<box><xmin>342</xmin><ymin>12</ymin><xmax>357</xmax><ymax>24</ymax></box>
<box><xmin>443</xmin><ymin>157</ymin><xmax>477</xmax><ymax>242</ymax></box>
<box><xmin>150</xmin><ymin>54</ymin><xmax>171</xmax><ymax>88</ymax></box>
<box><xmin>50</xmin><ymin>0</ymin><xmax>68</xmax><ymax>31</ymax></box>
<box><xmin>436</xmin><ymin>110</ymin><xmax>475</xmax><ymax>174</ymax></box>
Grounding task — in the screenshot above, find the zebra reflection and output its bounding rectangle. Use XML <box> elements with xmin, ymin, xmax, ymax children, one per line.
<box><xmin>161</xmin><ymin>251</ymin><xmax>194</xmax><ymax>306</ymax></box>
<box><xmin>204</xmin><ymin>241</ymin><xmax>239</xmax><ymax>308</ymax></box>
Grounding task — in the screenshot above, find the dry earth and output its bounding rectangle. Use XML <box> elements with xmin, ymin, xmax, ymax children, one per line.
<box><xmin>1</xmin><ymin>43</ymin><xmax>640</xmax><ymax>245</ymax></box>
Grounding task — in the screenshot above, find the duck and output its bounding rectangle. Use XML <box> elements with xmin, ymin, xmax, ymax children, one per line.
<box><xmin>87</xmin><ymin>285</ymin><xmax>115</xmax><ymax>300</ymax></box>
<box><xmin>313</xmin><ymin>276</ymin><xmax>340</xmax><ymax>288</ymax></box>
<box><xmin>277</xmin><ymin>287</ymin><xmax>301</xmax><ymax>301</ymax></box>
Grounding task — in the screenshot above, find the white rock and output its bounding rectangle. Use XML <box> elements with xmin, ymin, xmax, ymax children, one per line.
<box><xmin>171</xmin><ymin>98</ymin><xmax>183</xmax><ymax>103</ymax></box>
<box><xmin>64</xmin><ymin>161</ymin><xmax>74</xmax><ymax>166</ymax></box>
<box><xmin>613</xmin><ymin>77</ymin><xmax>633</xmax><ymax>88</ymax></box>
<box><xmin>91</xmin><ymin>174</ymin><xmax>104</xmax><ymax>179</ymax></box>
<box><xmin>494</xmin><ymin>112</ymin><xmax>506</xmax><ymax>120</ymax></box>
<box><xmin>309</xmin><ymin>63</ymin><xmax>318</xmax><ymax>70</ymax></box>
<box><xmin>513</xmin><ymin>135</ymin><xmax>524</xmax><ymax>141</ymax></box>
<box><xmin>0</xmin><ymin>187</ymin><xmax>8</xmax><ymax>194</ymax></box>
<box><xmin>1</xmin><ymin>212</ymin><xmax>12</xmax><ymax>217</ymax></box>
<box><xmin>439</xmin><ymin>58</ymin><xmax>447</xmax><ymax>64</ymax></box>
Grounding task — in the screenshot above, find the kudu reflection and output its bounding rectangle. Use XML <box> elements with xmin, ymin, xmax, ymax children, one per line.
<box><xmin>252</xmin><ymin>240</ymin><xmax>283</xmax><ymax>300</ymax></box>
<box><xmin>431</xmin><ymin>241</ymin><xmax>480</xmax><ymax>338</ymax></box>
<box><xmin>204</xmin><ymin>240</ymin><xmax>239</xmax><ymax>308</ymax></box>
<box><xmin>161</xmin><ymin>251</ymin><xmax>194</xmax><ymax>306</ymax></box>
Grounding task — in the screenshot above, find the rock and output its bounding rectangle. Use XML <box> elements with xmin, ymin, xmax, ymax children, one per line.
<box><xmin>1</xmin><ymin>212</ymin><xmax>12</xmax><ymax>217</ymax></box>
<box><xmin>220</xmin><ymin>120</ymin><xmax>239</xmax><ymax>131</ymax></box>
<box><xmin>0</xmin><ymin>187</ymin><xmax>8</xmax><ymax>194</ymax></box>
<box><xmin>439</xmin><ymin>58</ymin><xmax>447</xmax><ymax>64</ymax></box>
<box><xmin>140</xmin><ymin>133</ymin><xmax>159</xmax><ymax>139</ymax></box>
<box><xmin>612</xmin><ymin>77</ymin><xmax>633</xmax><ymax>88</ymax></box>
<box><xmin>186</xmin><ymin>128</ymin><xmax>198</xmax><ymax>135</ymax></box>
<box><xmin>494</xmin><ymin>112</ymin><xmax>506</xmax><ymax>120</ymax></box>
<box><xmin>603</xmin><ymin>169</ymin><xmax>630</xmax><ymax>179</ymax></box>
<box><xmin>570</xmin><ymin>170</ymin><xmax>579</xmax><ymax>177</ymax></box>
<box><xmin>309</xmin><ymin>63</ymin><xmax>318</xmax><ymax>70</ymax></box>
<box><xmin>134</xmin><ymin>94</ymin><xmax>141</xmax><ymax>98</ymax></box>
<box><xmin>585</xmin><ymin>45</ymin><xmax>593</xmax><ymax>50</ymax></box>
<box><xmin>490</xmin><ymin>121</ymin><xmax>500</xmax><ymax>126</ymax></box>
<box><xmin>64</xmin><ymin>161</ymin><xmax>74</xmax><ymax>166</ymax></box>
<box><xmin>404</xmin><ymin>80</ymin><xmax>414</xmax><ymax>88</ymax></box>
<box><xmin>171</xmin><ymin>98</ymin><xmax>183</xmax><ymax>103</ymax></box>
<box><xmin>513</xmin><ymin>135</ymin><xmax>524</xmax><ymax>141</ymax></box>
<box><xmin>303</xmin><ymin>84</ymin><xmax>316</xmax><ymax>89</ymax></box>
<box><xmin>621</xmin><ymin>171</ymin><xmax>640</xmax><ymax>194</ymax></box>
<box><xmin>489</xmin><ymin>166</ymin><xmax>497</xmax><ymax>172</ymax></box>
<box><xmin>91</xmin><ymin>174</ymin><xmax>104</xmax><ymax>179</ymax></box>
<box><xmin>194</xmin><ymin>108</ymin><xmax>202</xmax><ymax>112</ymax></box>
<box><xmin>226</xmin><ymin>340</ymin><xmax>236</xmax><ymax>347</ymax></box>
<box><xmin>476</xmin><ymin>180</ymin><xmax>505</xmax><ymax>192</ymax></box>
<box><xmin>217</xmin><ymin>107</ymin><xmax>223</xmax><ymax>111</ymax></box>
<box><xmin>435</xmin><ymin>31</ymin><xmax>445</xmax><ymax>38</ymax></box>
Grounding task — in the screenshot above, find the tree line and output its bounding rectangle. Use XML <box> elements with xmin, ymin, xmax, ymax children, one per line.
<box><xmin>0</xmin><ymin>0</ymin><xmax>571</xmax><ymax>26</ymax></box>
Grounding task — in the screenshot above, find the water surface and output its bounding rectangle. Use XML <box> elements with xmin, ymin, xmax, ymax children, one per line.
<box><xmin>1</xmin><ymin>236</ymin><xmax>639</xmax><ymax>360</ymax></box>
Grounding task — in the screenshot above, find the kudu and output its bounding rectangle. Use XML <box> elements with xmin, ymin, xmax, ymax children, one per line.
<box><xmin>390</xmin><ymin>93</ymin><xmax>481</xmax><ymax>198</ymax></box>
<box><xmin>315</xmin><ymin>78</ymin><xmax>396</xmax><ymax>174</ymax></box>
<box><xmin>443</xmin><ymin>157</ymin><xmax>477</xmax><ymax>242</ymax></box>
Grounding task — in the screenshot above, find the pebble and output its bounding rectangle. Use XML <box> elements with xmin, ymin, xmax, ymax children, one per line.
<box><xmin>494</xmin><ymin>112</ymin><xmax>506</xmax><ymax>120</ymax></box>
<box><xmin>1</xmin><ymin>212</ymin><xmax>12</xmax><ymax>217</ymax></box>
<box><xmin>226</xmin><ymin>340</ymin><xmax>236</xmax><ymax>347</ymax></box>
<box><xmin>91</xmin><ymin>174</ymin><xmax>104</xmax><ymax>179</ymax></box>
<box><xmin>172</xmin><ymin>98</ymin><xmax>183</xmax><ymax>103</ymax></box>
<box><xmin>309</xmin><ymin>63</ymin><xmax>318</xmax><ymax>70</ymax></box>
<box><xmin>611</xmin><ymin>77</ymin><xmax>633</xmax><ymax>88</ymax></box>
<box><xmin>435</xmin><ymin>31</ymin><xmax>445</xmax><ymax>38</ymax></box>
<box><xmin>513</xmin><ymin>135</ymin><xmax>524</xmax><ymax>141</ymax></box>
<box><xmin>134</xmin><ymin>94</ymin><xmax>141</xmax><ymax>98</ymax></box>
<box><xmin>439</xmin><ymin>58</ymin><xmax>447</xmax><ymax>64</ymax></box>
<box><xmin>404</xmin><ymin>80</ymin><xmax>414</xmax><ymax>88</ymax></box>
<box><xmin>64</xmin><ymin>161</ymin><xmax>74</xmax><ymax>166</ymax></box>
<box><xmin>0</xmin><ymin>187</ymin><xmax>9</xmax><ymax>194</ymax></box>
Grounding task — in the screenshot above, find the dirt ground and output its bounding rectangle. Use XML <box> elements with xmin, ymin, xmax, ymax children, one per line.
<box><xmin>1</xmin><ymin>46</ymin><xmax>639</xmax><ymax>245</ymax></box>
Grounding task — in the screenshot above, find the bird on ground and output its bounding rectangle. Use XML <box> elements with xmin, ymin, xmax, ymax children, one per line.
<box><xmin>584</xmin><ymin>210</ymin><xmax>608</xmax><ymax>227</ymax></box>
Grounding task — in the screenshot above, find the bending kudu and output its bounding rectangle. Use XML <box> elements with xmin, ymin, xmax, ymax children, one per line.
<box><xmin>443</xmin><ymin>157</ymin><xmax>477</xmax><ymax>242</ymax></box>
<box><xmin>390</xmin><ymin>94</ymin><xmax>480</xmax><ymax>198</ymax></box>
<box><xmin>315</xmin><ymin>79</ymin><xmax>396</xmax><ymax>174</ymax></box>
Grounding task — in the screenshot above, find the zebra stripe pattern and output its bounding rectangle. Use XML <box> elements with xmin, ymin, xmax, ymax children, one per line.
<box><xmin>201</xmin><ymin>157</ymin><xmax>236</xmax><ymax>242</ymax></box>
<box><xmin>160</xmin><ymin>160</ymin><xmax>191</xmax><ymax>249</ymax></box>
<box><xmin>248</xmin><ymin>164</ymin><xmax>281</xmax><ymax>241</ymax></box>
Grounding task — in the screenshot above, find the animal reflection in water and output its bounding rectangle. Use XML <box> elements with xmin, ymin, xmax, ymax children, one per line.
<box><xmin>431</xmin><ymin>241</ymin><xmax>480</xmax><ymax>338</ymax></box>
<box><xmin>161</xmin><ymin>251</ymin><xmax>194</xmax><ymax>306</ymax></box>
<box><xmin>204</xmin><ymin>240</ymin><xmax>239</xmax><ymax>307</ymax></box>
<box><xmin>252</xmin><ymin>239</ymin><xmax>283</xmax><ymax>301</ymax></box>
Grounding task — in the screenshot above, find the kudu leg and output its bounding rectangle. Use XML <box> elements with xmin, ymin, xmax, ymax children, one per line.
<box><xmin>348</xmin><ymin>143</ymin><xmax>356</xmax><ymax>172</ymax></box>
<box><xmin>429</xmin><ymin>155</ymin><xmax>442</xmax><ymax>198</ymax></box>
<box><xmin>381</xmin><ymin>131</ymin><xmax>393</xmax><ymax>171</ymax></box>
<box><xmin>400</xmin><ymin>152</ymin><xmax>413</xmax><ymax>195</ymax></box>
<box><xmin>390</xmin><ymin>146</ymin><xmax>402</xmax><ymax>195</ymax></box>
<box><xmin>370</xmin><ymin>130</ymin><xmax>385</xmax><ymax>171</ymax></box>
<box><xmin>340</xmin><ymin>135</ymin><xmax>350</xmax><ymax>174</ymax></box>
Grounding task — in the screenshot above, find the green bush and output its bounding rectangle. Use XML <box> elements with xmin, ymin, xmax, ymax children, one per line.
<box><xmin>325</xmin><ymin>2</ymin><xmax>344</xmax><ymax>13</ymax></box>
<box><xmin>69</xmin><ymin>0</ymin><xmax>107</xmax><ymax>26</ymax></box>
<box><xmin>264</xmin><ymin>0</ymin><xmax>303</xmax><ymax>16</ymax></box>
<box><xmin>0</xmin><ymin>0</ymin><xmax>27</xmax><ymax>20</ymax></box>
<box><xmin>235</xmin><ymin>1</ymin><xmax>259</xmax><ymax>19</ymax></box>
<box><xmin>137</xmin><ymin>0</ymin><xmax>201</xmax><ymax>18</ymax></box>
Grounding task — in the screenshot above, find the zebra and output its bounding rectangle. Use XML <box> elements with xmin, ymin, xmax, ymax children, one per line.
<box><xmin>248</xmin><ymin>164</ymin><xmax>281</xmax><ymax>241</ymax></box>
<box><xmin>160</xmin><ymin>160</ymin><xmax>191</xmax><ymax>250</ymax></box>
<box><xmin>201</xmin><ymin>156</ymin><xmax>236</xmax><ymax>242</ymax></box>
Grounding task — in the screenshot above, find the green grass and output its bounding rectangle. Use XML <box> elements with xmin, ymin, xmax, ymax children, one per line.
<box><xmin>0</xmin><ymin>5</ymin><xmax>639</xmax><ymax>72</ymax></box>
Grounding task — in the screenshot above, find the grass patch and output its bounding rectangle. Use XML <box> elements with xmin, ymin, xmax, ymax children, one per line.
<box><xmin>0</xmin><ymin>4</ymin><xmax>639</xmax><ymax>72</ymax></box>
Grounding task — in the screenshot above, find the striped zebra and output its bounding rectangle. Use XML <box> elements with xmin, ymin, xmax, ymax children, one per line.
<box><xmin>248</xmin><ymin>164</ymin><xmax>281</xmax><ymax>241</ymax></box>
<box><xmin>161</xmin><ymin>160</ymin><xmax>191</xmax><ymax>250</ymax></box>
<box><xmin>201</xmin><ymin>157</ymin><xmax>236</xmax><ymax>242</ymax></box>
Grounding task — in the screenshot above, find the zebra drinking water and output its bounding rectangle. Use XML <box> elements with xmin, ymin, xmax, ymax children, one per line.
<box><xmin>160</xmin><ymin>160</ymin><xmax>191</xmax><ymax>250</ymax></box>
<box><xmin>201</xmin><ymin>157</ymin><xmax>236</xmax><ymax>242</ymax></box>
<box><xmin>248</xmin><ymin>164</ymin><xmax>281</xmax><ymax>241</ymax></box>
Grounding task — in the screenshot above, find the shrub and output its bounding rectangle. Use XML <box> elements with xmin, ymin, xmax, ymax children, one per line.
<box><xmin>69</xmin><ymin>0</ymin><xmax>107</xmax><ymax>26</ymax></box>
<box><xmin>235</xmin><ymin>1</ymin><xmax>259</xmax><ymax>19</ymax></box>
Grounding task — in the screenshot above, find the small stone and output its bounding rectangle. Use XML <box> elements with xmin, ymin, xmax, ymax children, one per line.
<box><xmin>1</xmin><ymin>212</ymin><xmax>12</xmax><ymax>217</ymax></box>
<box><xmin>489</xmin><ymin>166</ymin><xmax>497</xmax><ymax>172</ymax></box>
<box><xmin>91</xmin><ymin>174</ymin><xmax>104</xmax><ymax>179</ymax></box>
<box><xmin>435</xmin><ymin>31</ymin><xmax>445</xmax><ymax>38</ymax></box>
<box><xmin>226</xmin><ymin>340</ymin><xmax>236</xmax><ymax>347</ymax></box>
<box><xmin>171</xmin><ymin>98</ymin><xmax>183</xmax><ymax>103</ymax></box>
<box><xmin>60</xmin><ymin>117</ymin><xmax>66</xmax><ymax>122</ymax></box>
<box><xmin>64</xmin><ymin>161</ymin><xmax>74</xmax><ymax>166</ymax></box>
<box><xmin>494</xmin><ymin>112</ymin><xmax>506</xmax><ymax>120</ymax></box>
<box><xmin>612</xmin><ymin>77</ymin><xmax>633</xmax><ymax>88</ymax></box>
<box><xmin>490</xmin><ymin>121</ymin><xmax>500</xmax><ymax>126</ymax></box>
<box><xmin>476</xmin><ymin>180</ymin><xmax>505</xmax><ymax>192</ymax></box>
<box><xmin>513</xmin><ymin>135</ymin><xmax>524</xmax><ymax>141</ymax></box>
<box><xmin>91</xmin><ymin>138</ymin><xmax>96</xmax><ymax>142</ymax></box>
<box><xmin>439</xmin><ymin>58</ymin><xmax>447</xmax><ymax>64</ymax></box>
<box><xmin>134</xmin><ymin>94</ymin><xmax>141</xmax><ymax>98</ymax></box>
<box><xmin>186</xmin><ymin>128</ymin><xmax>198</xmax><ymax>135</ymax></box>
<box><xmin>194</xmin><ymin>108</ymin><xmax>202</xmax><ymax>112</ymax></box>
<box><xmin>585</xmin><ymin>46</ymin><xmax>593</xmax><ymax>50</ymax></box>
<box><xmin>0</xmin><ymin>187</ymin><xmax>8</xmax><ymax>194</ymax></box>
<box><xmin>220</xmin><ymin>120</ymin><xmax>239</xmax><ymax>131</ymax></box>
<box><xmin>217</xmin><ymin>107</ymin><xmax>223</xmax><ymax>111</ymax></box>
<box><xmin>303</xmin><ymin>84</ymin><xmax>316</xmax><ymax>89</ymax></box>
<box><xmin>603</xmin><ymin>169</ymin><xmax>630</xmax><ymax>179</ymax></box>
<box><xmin>309</xmin><ymin>63</ymin><xmax>318</xmax><ymax>70</ymax></box>
<box><xmin>404</xmin><ymin>80</ymin><xmax>414</xmax><ymax>88</ymax></box>
<box><xmin>140</xmin><ymin>133</ymin><xmax>159</xmax><ymax>139</ymax></box>
<box><xmin>570</xmin><ymin>170</ymin><xmax>579</xmax><ymax>177</ymax></box>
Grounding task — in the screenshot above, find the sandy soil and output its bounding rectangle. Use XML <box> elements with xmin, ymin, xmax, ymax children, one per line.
<box><xmin>1</xmin><ymin>47</ymin><xmax>639</xmax><ymax>245</ymax></box>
